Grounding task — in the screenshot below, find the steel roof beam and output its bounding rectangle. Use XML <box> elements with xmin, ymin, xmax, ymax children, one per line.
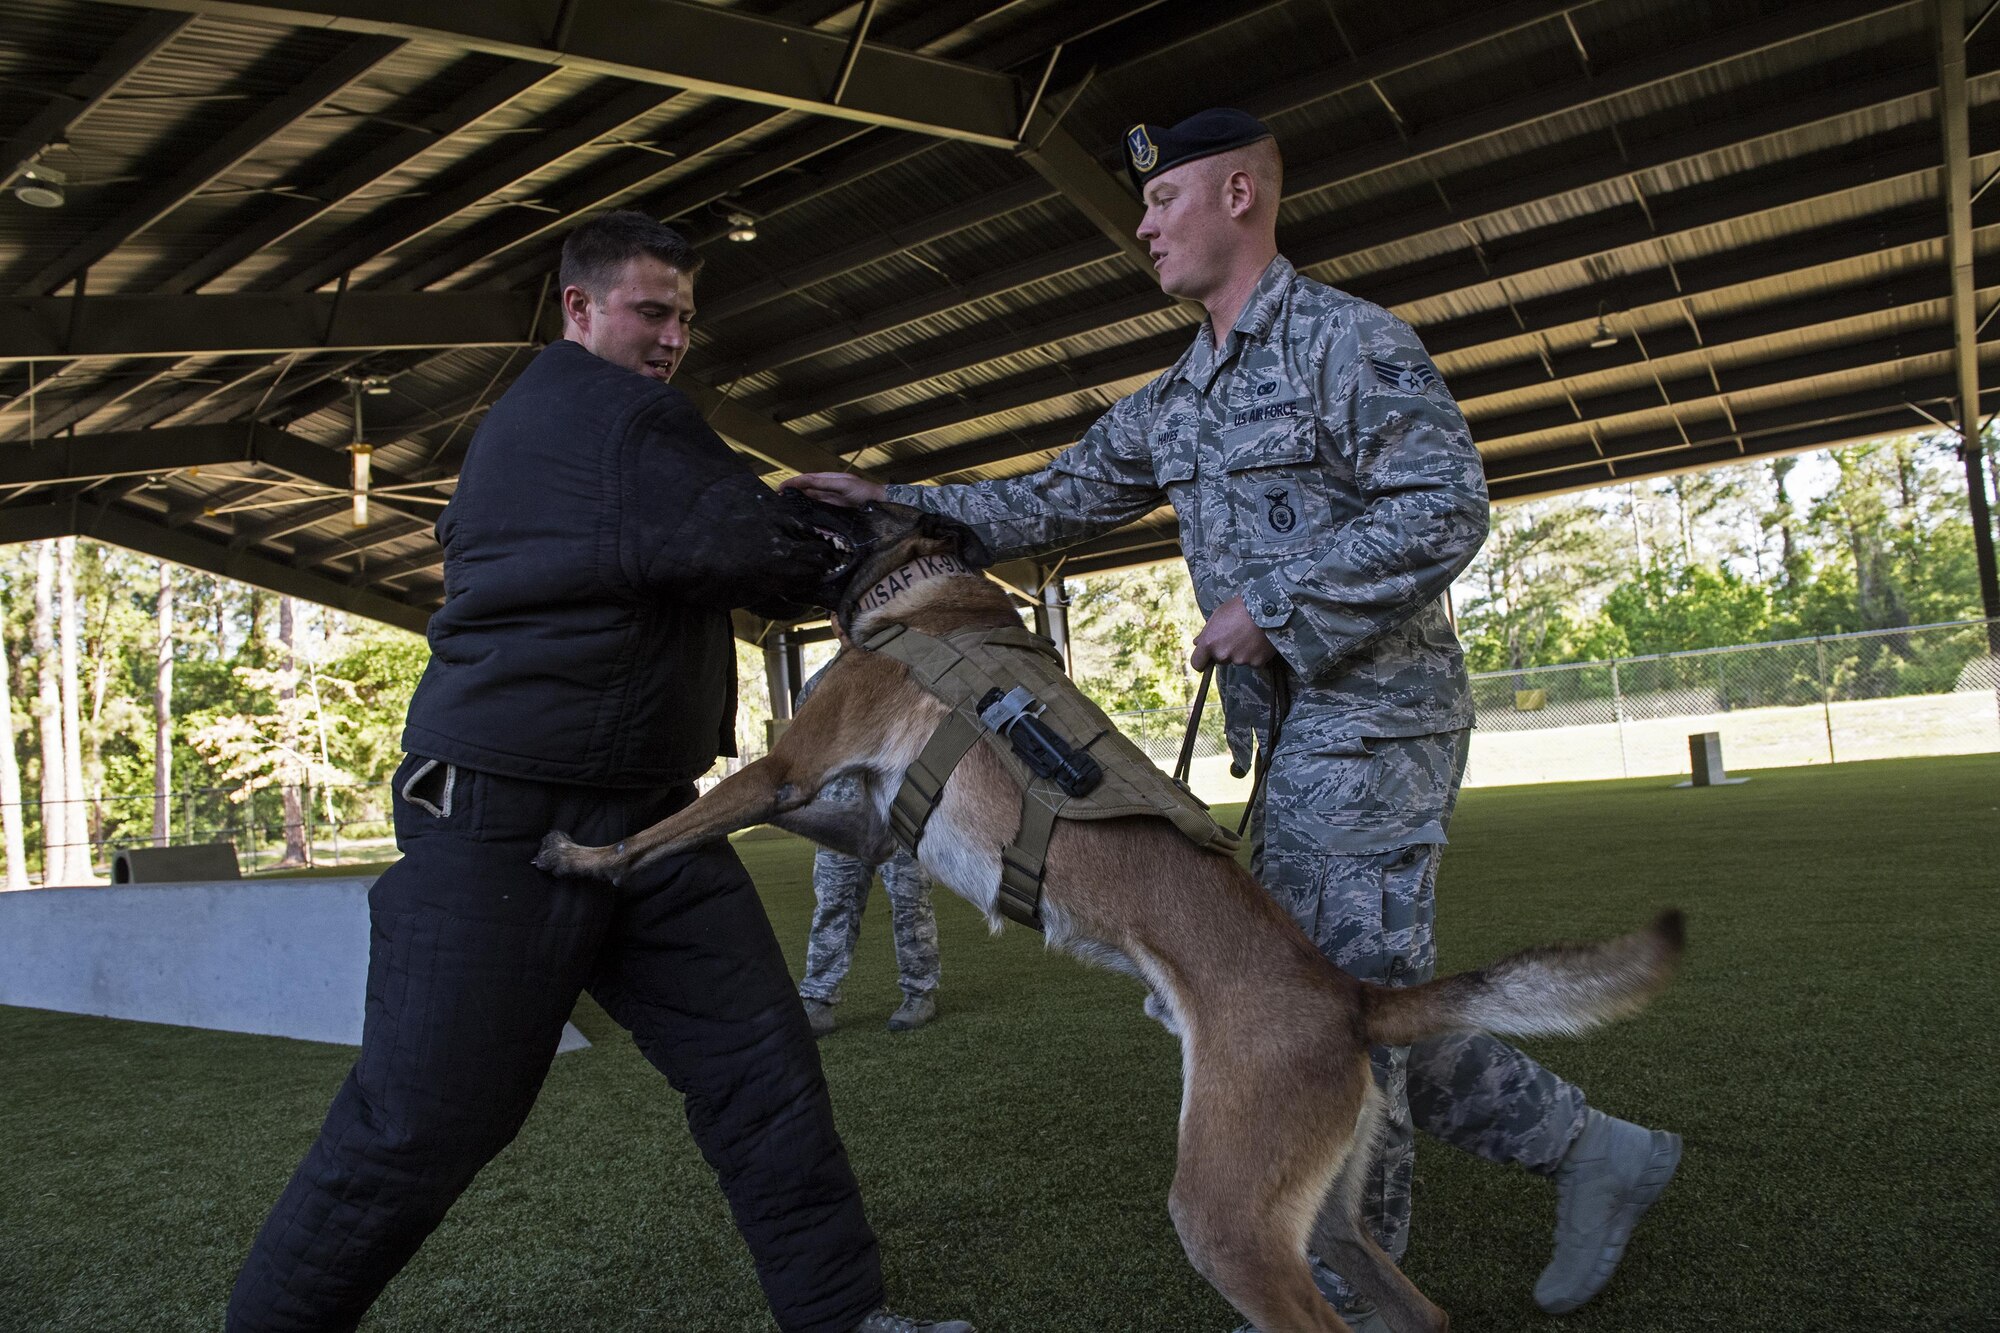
<box><xmin>1282</xmin><ymin>0</ymin><xmax>1919</xmax><ymax>207</ymax></box>
<box><xmin>447</xmin><ymin>0</ymin><xmax>1021</xmax><ymax>295</ymax></box>
<box><xmin>274</xmin><ymin>82</ymin><xmax>674</xmax><ymax>294</ymax></box>
<box><xmin>1469</xmin><ymin>323</ymin><xmax>1971</xmax><ymax>451</ymax></box>
<box><xmin>824</xmin><ymin>183</ymin><xmax>1983</xmax><ymax>462</ymax></box>
<box><xmin>0</xmin><ymin>420</ymin><xmax>442</xmax><ymax>521</ymax></box>
<box><xmin>1442</xmin><ymin>233</ymin><xmax>2000</xmax><ymax>407</ymax></box>
<box><xmin>800</xmin><ymin>122</ymin><xmax>1999</xmax><ymax>449</ymax></box>
<box><xmin>712</xmin><ymin>237</ymin><xmax>1124</xmax><ymax>383</ymax></box>
<box><xmin>747</xmin><ymin>54</ymin><xmax>1997</xmax><ymax>417</ymax></box>
<box><xmin>697</xmin><ymin>178</ymin><xmax>1055</xmax><ymax>324</ymax></box>
<box><xmin>1484</xmin><ymin>371</ymin><xmax>2000</xmax><ymax>491</ymax></box>
<box><xmin>11</xmin><ymin>34</ymin><xmax>404</xmax><ymax>297</ymax></box>
<box><xmin>0</xmin><ymin>292</ymin><xmax>541</xmax><ymax>362</ymax></box>
<box><xmin>697</xmin><ymin>0</ymin><xmax>1913</xmax><ymax>351</ymax></box>
<box><xmin>0</xmin><ymin>12</ymin><xmax>195</xmax><ymax>191</ymax></box>
<box><xmin>161</xmin><ymin>59</ymin><xmax>560</xmax><ymax>294</ymax></box>
<box><xmin>0</xmin><ymin>497</ymin><xmax>432</xmax><ymax>632</ymax></box>
<box><xmin>1487</xmin><ymin>396</ymin><xmax>2000</xmax><ymax>502</ymax></box>
<box><xmin>673</xmin><ymin>378</ymin><xmax>857</xmax><ymax>476</ymax></box>
<box><xmin>378</xmin><ymin>102</ymin><xmax>793</xmax><ymax>292</ymax></box>
<box><xmin>107</xmin><ymin>0</ymin><xmax>1026</xmax><ymax>148</ymax></box>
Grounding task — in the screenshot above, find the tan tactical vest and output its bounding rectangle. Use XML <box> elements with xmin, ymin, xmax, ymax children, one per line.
<box><xmin>863</xmin><ymin>621</ymin><xmax>1241</xmax><ymax>930</ymax></box>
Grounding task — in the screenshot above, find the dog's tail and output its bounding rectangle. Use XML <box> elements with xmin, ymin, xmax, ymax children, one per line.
<box><xmin>1361</xmin><ymin>910</ymin><xmax>1685</xmax><ymax>1048</ymax></box>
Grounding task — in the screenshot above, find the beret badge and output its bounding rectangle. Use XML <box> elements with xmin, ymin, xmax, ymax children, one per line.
<box><xmin>1125</xmin><ymin>124</ymin><xmax>1159</xmax><ymax>174</ymax></box>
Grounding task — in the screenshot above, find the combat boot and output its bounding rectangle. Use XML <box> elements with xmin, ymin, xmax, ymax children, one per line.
<box><xmin>850</xmin><ymin>1308</ymin><xmax>974</xmax><ymax>1333</ymax></box>
<box><xmin>801</xmin><ymin>997</ymin><xmax>837</xmax><ymax>1038</ymax></box>
<box><xmin>887</xmin><ymin>993</ymin><xmax>935</xmax><ymax>1032</ymax></box>
<box><xmin>1534</xmin><ymin>1108</ymin><xmax>1682</xmax><ymax>1313</ymax></box>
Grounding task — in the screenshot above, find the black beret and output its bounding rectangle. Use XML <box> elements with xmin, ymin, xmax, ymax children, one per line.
<box><xmin>1123</xmin><ymin>108</ymin><xmax>1274</xmax><ymax>192</ymax></box>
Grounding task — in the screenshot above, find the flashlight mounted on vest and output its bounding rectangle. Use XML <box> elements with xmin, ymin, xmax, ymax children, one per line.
<box><xmin>978</xmin><ymin>686</ymin><xmax>1103</xmax><ymax>798</ymax></box>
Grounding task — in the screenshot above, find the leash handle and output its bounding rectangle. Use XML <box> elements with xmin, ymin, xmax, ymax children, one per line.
<box><xmin>1171</xmin><ymin>665</ymin><xmax>1214</xmax><ymax>788</ymax></box>
<box><xmin>1235</xmin><ymin>665</ymin><xmax>1290</xmax><ymax>839</ymax></box>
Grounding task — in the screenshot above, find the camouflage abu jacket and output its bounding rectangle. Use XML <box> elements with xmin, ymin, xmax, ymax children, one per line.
<box><xmin>884</xmin><ymin>255</ymin><xmax>1490</xmax><ymax>770</ymax></box>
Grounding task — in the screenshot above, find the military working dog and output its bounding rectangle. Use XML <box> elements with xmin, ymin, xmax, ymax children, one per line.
<box><xmin>537</xmin><ymin>502</ymin><xmax>1684</xmax><ymax>1333</ymax></box>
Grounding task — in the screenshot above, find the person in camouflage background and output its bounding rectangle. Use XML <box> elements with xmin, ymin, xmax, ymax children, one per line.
<box><xmin>786</xmin><ymin>109</ymin><xmax>1679</xmax><ymax>1328</ymax></box>
<box><xmin>793</xmin><ymin>661</ymin><xmax>943</xmax><ymax>1036</ymax></box>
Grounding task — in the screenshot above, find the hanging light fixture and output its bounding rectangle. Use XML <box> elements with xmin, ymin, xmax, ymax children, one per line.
<box><xmin>725</xmin><ymin>210</ymin><xmax>757</xmax><ymax>242</ymax></box>
<box><xmin>14</xmin><ymin>162</ymin><xmax>65</xmax><ymax>209</ymax></box>
<box><xmin>346</xmin><ymin>377</ymin><xmax>382</xmax><ymax>528</ymax></box>
<box><xmin>1589</xmin><ymin>301</ymin><xmax>1619</xmax><ymax>350</ymax></box>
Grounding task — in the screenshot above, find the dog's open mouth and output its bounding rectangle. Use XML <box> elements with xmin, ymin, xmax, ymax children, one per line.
<box><xmin>814</xmin><ymin>524</ymin><xmax>858</xmax><ymax>569</ymax></box>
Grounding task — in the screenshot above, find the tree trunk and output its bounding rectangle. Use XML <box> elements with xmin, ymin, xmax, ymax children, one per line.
<box><xmin>277</xmin><ymin>595</ymin><xmax>308</xmax><ymax>868</ymax></box>
<box><xmin>32</xmin><ymin>543</ymin><xmax>70</xmax><ymax>884</ymax></box>
<box><xmin>0</xmin><ymin>640</ymin><xmax>29</xmax><ymax>890</ymax></box>
<box><xmin>56</xmin><ymin>538</ymin><xmax>94</xmax><ymax>882</ymax></box>
<box><xmin>154</xmin><ymin>561</ymin><xmax>174</xmax><ymax>848</ymax></box>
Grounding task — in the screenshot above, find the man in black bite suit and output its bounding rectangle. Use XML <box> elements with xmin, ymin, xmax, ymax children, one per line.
<box><xmin>227</xmin><ymin>210</ymin><xmax>973</xmax><ymax>1333</ymax></box>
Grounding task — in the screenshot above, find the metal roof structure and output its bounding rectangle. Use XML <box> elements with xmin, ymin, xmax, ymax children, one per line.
<box><xmin>3</xmin><ymin>0</ymin><xmax>1998</xmax><ymax>636</ymax></box>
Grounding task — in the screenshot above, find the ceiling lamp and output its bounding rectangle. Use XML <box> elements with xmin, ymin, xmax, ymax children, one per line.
<box><xmin>14</xmin><ymin>164</ymin><xmax>65</xmax><ymax>209</ymax></box>
<box><xmin>1589</xmin><ymin>302</ymin><xmax>1618</xmax><ymax>350</ymax></box>
<box><xmin>725</xmin><ymin>211</ymin><xmax>757</xmax><ymax>242</ymax></box>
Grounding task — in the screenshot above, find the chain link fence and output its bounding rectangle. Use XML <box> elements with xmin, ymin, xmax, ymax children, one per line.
<box><xmin>4</xmin><ymin>781</ymin><xmax>396</xmax><ymax>886</ymax></box>
<box><xmin>1463</xmin><ymin>618</ymin><xmax>2000</xmax><ymax>784</ymax></box>
<box><xmin>1102</xmin><ymin>619</ymin><xmax>2000</xmax><ymax>793</ymax></box>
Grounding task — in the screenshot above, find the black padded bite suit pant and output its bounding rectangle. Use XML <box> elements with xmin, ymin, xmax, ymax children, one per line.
<box><xmin>227</xmin><ymin>755</ymin><xmax>883</xmax><ymax>1333</ymax></box>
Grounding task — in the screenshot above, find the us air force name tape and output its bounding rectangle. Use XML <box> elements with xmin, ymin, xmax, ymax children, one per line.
<box><xmin>1124</xmin><ymin>108</ymin><xmax>1274</xmax><ymax>192</ymax></box>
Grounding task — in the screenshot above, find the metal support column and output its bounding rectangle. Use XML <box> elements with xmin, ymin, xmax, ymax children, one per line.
<box><xmin>1041</xmin><ymin>576</ymin><xmax>1071</xmax><ymax>675</ymax></box>
<box><xmin>764</xmin><ymin>630</ymin><xmax>794</xmax><ymax>722</ymax></box>
<box><xmin>1938</xmin><ymin>0</ymin><xmax>2000</xmax><ymax>650</ymax></box>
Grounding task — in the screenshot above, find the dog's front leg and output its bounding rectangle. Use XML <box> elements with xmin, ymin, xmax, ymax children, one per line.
<box><xmin>535</xmin><ymin>754</ymin><xmax>812</xmax><ymax>885</ymax></box>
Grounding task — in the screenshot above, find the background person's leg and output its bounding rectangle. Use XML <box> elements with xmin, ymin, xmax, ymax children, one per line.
<box><xmin>880</xmin><ymin>851</ymin><xmax>940</xmax><ymax>1000</ymax></box>
<box><xmin>228</xmin><ymin>765</ymin><xmax>610</xmax><ymax>1333</ymax></box>
<box><xmin>589</xmin><ymin>838</ymin><xmax>884</xmax><ymax>1333</ymax></box>
<box><xmin>799</xmin><ymin>849</ymin><xmax>873</xmax><ymax>1007</ymax></box>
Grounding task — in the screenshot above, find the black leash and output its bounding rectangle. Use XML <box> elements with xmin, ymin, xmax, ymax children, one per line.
<box><xmin>1171</xmin><ymin>662</ymin><xmax>1289</xmax><ymax>838</ymax></box>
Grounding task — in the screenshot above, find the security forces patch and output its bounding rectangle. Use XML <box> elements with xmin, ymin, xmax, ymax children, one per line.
<box><xmin>1265</xmin><ymin>486</ymin><xmax>1297</xmax><ymax>534</ymax></box>
<box><xmin>1369</xmin><ymin>356</ymin><xmax>1442</xmax><ymax>395</ymax></box>
<box><xmin>1126</xmin><ymin>124</ymin><xmax>1159</xmax><ymax>173</ymax></box>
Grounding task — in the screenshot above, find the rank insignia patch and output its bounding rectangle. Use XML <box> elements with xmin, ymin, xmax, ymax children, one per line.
<box><xmin>1125</xmin><ymin>124</ymin><xmax>1159</xmax><ymax>173</ymax></box>
<box><xmin>1369</xmin><ymin>357</ymin><xmax>1442</xmax><ymax>395</ymax></box>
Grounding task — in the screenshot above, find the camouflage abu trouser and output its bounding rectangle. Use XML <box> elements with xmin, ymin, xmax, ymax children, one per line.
<box><xmin>1254</xmin><ymin>726</ymin><xmax>1587</xmax><ymax>1297</ymax></box>
<box><xmin>798</xmin><ymin>846</ymin><xmax>941</xmax><ymax>1005</ymax></box>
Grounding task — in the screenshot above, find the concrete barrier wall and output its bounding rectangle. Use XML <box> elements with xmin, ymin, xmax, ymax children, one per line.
<box><xmin>0</xmin><ymin>877</ymin><xmax>588</xmax><ymax>1053</ymax></box>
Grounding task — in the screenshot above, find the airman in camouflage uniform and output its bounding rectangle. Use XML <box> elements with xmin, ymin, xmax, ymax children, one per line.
<box><xmin>787</xmin><ymin>108</ymin><xmax>1677</xmax><ymax>1325</ymax></box>
<box><xmin>794</xmin><ymin>664</ymin><xmax>942</xmax><ymax>1034</ymax></box>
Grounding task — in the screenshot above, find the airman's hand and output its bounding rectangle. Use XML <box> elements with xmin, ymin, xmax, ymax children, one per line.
<box><xmin>1190</xmin><ymin>596</ymin><xmax>1277</xmax><ymax>671</ymax></box>
<box><xmin>781</xmin><ymin>472</ymin><xmax>886</xmax><ymax>507</ymax></box>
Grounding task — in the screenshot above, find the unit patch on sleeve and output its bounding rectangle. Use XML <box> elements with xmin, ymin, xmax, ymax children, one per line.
<box><xmin>1368</xmin><ymin>357</ymin><xmax>1442</xmax><ymax>395</ymax></box>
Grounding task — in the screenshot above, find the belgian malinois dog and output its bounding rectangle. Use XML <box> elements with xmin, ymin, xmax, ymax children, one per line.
<box><xmin>537</xmin><ymin>501</ymin><xmax>1683</xmax><ymax>1333</ymax></box>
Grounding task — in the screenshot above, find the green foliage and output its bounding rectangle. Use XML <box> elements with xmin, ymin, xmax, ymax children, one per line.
<box><xmin>1066</xmin><ymin>561</ymin><xmax>1206</xmax><ymax>713</ymax></box>
<box><xmin>1459</xmin><ymin>432</ymin><xmax>1993</xmax><ymax>669</ymax></box>
<box><xmin>1601</xmin><ymin>563</ymin><xmax>1771</xmax><ymax>656</ymax></box>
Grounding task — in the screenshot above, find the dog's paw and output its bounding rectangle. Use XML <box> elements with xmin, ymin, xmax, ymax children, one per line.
<box><xmin>534</xmin><ymin>830</ymin><xmax>598</xmax><ymax>879</ymax></box>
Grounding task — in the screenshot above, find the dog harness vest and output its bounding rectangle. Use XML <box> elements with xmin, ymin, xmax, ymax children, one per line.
<box><xmin>863</xmin><ymin>621</ymin><xmax>1241</xmax><ymax>930</ymax></box>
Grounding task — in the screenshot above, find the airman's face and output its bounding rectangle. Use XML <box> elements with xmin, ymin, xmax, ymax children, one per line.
<box><xmin>1135</xmin><ymin>160</ymin><xmax>1231</xmax><ymax>302</ymax></box>
<box><xmin>563</xmin><ymin>255</ymin><xmax>695</xmax><ymax>383</ymax></box>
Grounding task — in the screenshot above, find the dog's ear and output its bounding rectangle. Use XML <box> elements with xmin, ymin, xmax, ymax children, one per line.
<box><xmin>916</xmin><ymin>511</ymin><xmax>993</xmax><ymax>570</ymax></box>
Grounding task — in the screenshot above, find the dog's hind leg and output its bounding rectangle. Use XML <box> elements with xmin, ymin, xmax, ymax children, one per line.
<box><xmin>1307</xmin><ymin>1088</ymin><xmax>1449</xmax><ymax>1333</ymax></box>
<box><xmin>535</xmin><ymin>753</ymin><xmax>801</xmax><ymax>883</ymax></box>
<box><xmin>534</xmin><ymin>691</ymin><xmax>897</xmax><ymax>883</ymax></box>
<box><xmin>1168</xmin><ymin>1054</ymin><xmax>1355</xmax><ymax>1333</ymax></box>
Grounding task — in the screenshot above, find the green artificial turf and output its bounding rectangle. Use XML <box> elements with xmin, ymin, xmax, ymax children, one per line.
<box><xmin>4</xmin><ymin>755</ymin><xmax>1997</xmax><ymax>1332</ymax></box>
